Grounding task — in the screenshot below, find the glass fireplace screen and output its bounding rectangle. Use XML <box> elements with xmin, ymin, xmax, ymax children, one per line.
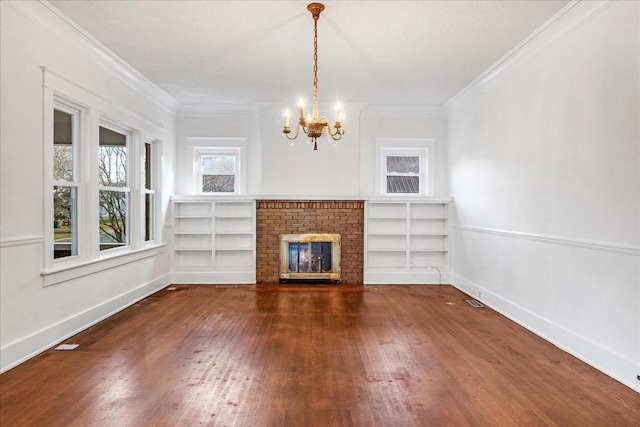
<box><xmin>287</xmin><ymin>242</ymin><xmax>333</xmax><ymax>273</ymax></box>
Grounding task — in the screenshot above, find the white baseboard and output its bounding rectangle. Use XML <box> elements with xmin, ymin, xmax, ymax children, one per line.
<box><xmin>171</xmin><ymin>270</ymin><xmax>256</xmax><ymax>284</ymax></box>
<box><xmin>364</xmin><ymin>270</ymin><xmax>450</xmax><ymax>285</ymax></box>
<box><xmin>451</xmin><ymin>273</ymin><xmax>640</xmax><ymax>393</ymax></box>
<box><xmin>0</xmin><ymin>274</ymin><xmax>171</xmax><ymax>373</ymax></box>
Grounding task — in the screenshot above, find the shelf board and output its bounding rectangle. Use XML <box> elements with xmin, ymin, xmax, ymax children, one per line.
<box><xmin>174</xmin><ymin>248</ymin><xmax>213</xmax><ymax>252</ymax></box>
<box><xmin>409</xmin><ymin>217</ymin><xmax>448</xmax><ymax>220</ymax></box>
<box><xmin>367</xmin><ymin>232</ymin><xmax>408</xmax><ymax>236</ymax></box>
<box><xmin>367</xmin><ymin>216</ymin><xmax>406</xmax><ymax>220</ymax></box>
<box><xmin>409</xmin><ymin>249</ymin><xmax>448</xmax><ymax>253</ymax></box>
<box><xmin>215</xmin><ymin>215</ymin><xmax>253</xmax><ymax>219</ymax></box>
<box><xmin>174</xmin><ymin>231</ymin><xmax>213</xmax><ymax>235</ymax></box>
<box><xmin>215</xmin><ymin>231</ymin><xmax>254</xmax><ymax>235</ymax></box>
<box><xmin>215</xmin><ymin>247</ymin><xmax>254</xmax><ymax>252</ymax></box>
<box><xmin>410</xmin><ymin>232</ymin><xmax>449</xmax><ymax>236</ymax></box>
<box><xmin>175</xmin><ymin>216</ymin><xmax>212</xmax><ymax>219</ymax></box>
<box><xmin>367</xmin><ymin>248</ymin><xmax>407</xmax><ymax>252</ymax></box>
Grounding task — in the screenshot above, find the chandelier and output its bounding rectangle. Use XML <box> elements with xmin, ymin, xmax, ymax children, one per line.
<box><xmin>283</xmin><ymin>2</ymin><xmax>344</xmax><ymax>151</ymax></box>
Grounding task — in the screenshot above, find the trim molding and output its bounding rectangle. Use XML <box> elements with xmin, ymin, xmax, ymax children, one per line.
<box><xmin>454</xmin><ymin>224</ymin><xmax>640</xmax><ymax>256</ymax></box>
<box><xmin>5</xmin><ymin>1</ymin><xmax>179</xmax><ymax>113</ymax></box>
<box><xmin>0</xmin><ymin>273</ymin><xmax>171</xmax><ymax>374</ymax></box>
<box><xmin>0</xmin><ymin>235</ymin><xmax>45</xmax><ymax>248</ymax></box>
<box><xmin>451</xmin><ymin>273</ymin><xmax>640</xmax><ymax>393</ymax></box>
<box><xmin>445</xmin><ymin>0</ymin><xmax>613</xmax><ymax>109</ymax></box>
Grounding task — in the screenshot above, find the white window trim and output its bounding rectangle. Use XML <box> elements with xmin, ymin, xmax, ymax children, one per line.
<box><xmin>142</xmin><ymin>138</ymin><xmax>161</xmax><ymax>245</ymax></box>
<box><xmin>375</xmin><ymin>138</ymin><xmax>435</xmax><ymax>197</ymax></box>
<box><xmin>41</xmin><ymin>67</ymin><xmax>165</xmax><ymax>286</ymax></box>
<box><xmin>191</xmin><ymin>142</ymin><xmax>246</xmax><ymax>195</ymax></box>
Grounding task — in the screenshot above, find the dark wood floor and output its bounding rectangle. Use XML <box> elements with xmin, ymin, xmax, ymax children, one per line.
<box><xmin>1</xmin><ymin>285</ymin><xmax>638</xmax><ymax>426</ymax></box>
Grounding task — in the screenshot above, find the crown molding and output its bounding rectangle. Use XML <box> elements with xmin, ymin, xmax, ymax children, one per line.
<box><xmin>444</xmin><ymin>0</ymin><xmax>614</xmax><ymax>110</ymax></box>
<box><xmin>178</xmin><ymin>104</ymin><xmax>259</xmax><ymax>116</ymax></box>
<box><xmin>360</xmin><ymin>105</ymin><xmax>445</xmax><ymax>119</ymax></box>
<box><xmin>4</xmin><ymin>1</ymin><xmax>180</xmax><ymax>114</ymax></box>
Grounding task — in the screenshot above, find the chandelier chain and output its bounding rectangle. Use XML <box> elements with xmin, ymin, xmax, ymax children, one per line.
<box><xmin>313</xmin><ymin>18</ymin><xmax>318</xmax><ymax>100</ymax></box>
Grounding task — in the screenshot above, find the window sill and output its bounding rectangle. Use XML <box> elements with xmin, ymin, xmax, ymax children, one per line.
<box><xmin>41</xmin><ymin>243</ymin><xmax>167</xmax><ymax>287</ymax></box>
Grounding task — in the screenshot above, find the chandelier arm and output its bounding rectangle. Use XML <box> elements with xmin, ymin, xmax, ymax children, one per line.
<box><xmin>284</xmin><ymin>125</ymin><xmax>301</xmax><ymax>140</ymax></box>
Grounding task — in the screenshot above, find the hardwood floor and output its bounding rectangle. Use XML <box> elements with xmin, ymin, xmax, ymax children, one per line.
<box><xmin>1</xmin><ymin>285</ymin><xmax>638</xmax><ymax>426</ymax></box>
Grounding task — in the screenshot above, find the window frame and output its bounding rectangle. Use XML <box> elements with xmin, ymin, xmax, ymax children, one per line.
<box><xmin>41</xmin><ymin>71</ymin><xmax>165</xmax><ymax>286</ymax></box>
<box><xmin>142</xmin><ymin>139</ymin><xmax>158</xmax><ymax>244</ymax></box>
<box><xmin>375</xmin><ymin>138</ymin><xmax>435</xmax><ymax>197</ymax></box>
<box><xmin>193</xmin><ymin>147</ymin><xmax>242</xmax><ymax>195</ymax></box>
<box><xmin>50</xmin><ymin>100</ymin><xmax>84</xmax><ymax>265</ymax></box>
<box><xmin>98</xmin><ymin>121</ymin><xmax>132</xmax><ymax>253</ymax></box>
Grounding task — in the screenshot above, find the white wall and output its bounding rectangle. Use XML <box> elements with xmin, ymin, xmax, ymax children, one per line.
<box><xmin>0</xmin><ymin>2</ymin><xmax>177</xmax><ymax>372</ymax></box>
<box><xmin>447</xmin><ymin>1</ymin><xmax>639</xmax><ymax>391</ymax></box>
<box><xmin>175</xmin><ymin>104</ymin><xmax>448</xmax><ymax>198</ymax></box>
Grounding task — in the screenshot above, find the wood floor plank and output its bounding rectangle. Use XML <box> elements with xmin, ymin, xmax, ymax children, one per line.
<box><xmin>1</xmin><ymin>285</ymin><xmax>638</xmax><ymax>426</ymax></box>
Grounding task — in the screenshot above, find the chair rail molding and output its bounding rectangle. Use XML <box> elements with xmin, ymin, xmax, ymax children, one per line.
<box><xmin>454</xmin><ymin>224</ymin><xmax>640</xmax><ymax>256</ymax></box>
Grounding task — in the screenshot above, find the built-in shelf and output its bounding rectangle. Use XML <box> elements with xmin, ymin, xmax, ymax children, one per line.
<box><xmin>172</xmin><ymin>197</ymin><xmax>256</xmax><ymax>284</ymax></box>
<box><xmin>364</xmin><ymin>199</ymin><xmax>451</xmax><ymax>284</ymax></box>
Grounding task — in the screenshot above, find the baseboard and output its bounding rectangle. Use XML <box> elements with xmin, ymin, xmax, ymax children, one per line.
<box><xmin>451</xmin><ymin>273</ymin><xmax>640</xmax><ymax>393</ymax></box>
<box><xmin>364</xmin><ymin>270</ymin><xmax>450</xmax><ymax>285</ymax></box>
<box><xmin>171</xmin><ymin>270</ymin><xmax>256</xmax><ymax>284</ymax></box>
<box><xmin>0</xmin><ymin>274</ymin><xmax>171</xmax><ymax>373</ymax></box>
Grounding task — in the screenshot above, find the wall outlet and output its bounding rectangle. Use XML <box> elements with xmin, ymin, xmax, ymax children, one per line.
<box><xmin>478</xmin><ymin>291</ymin><xmax>482</xmax><ymax>299</ymax></box>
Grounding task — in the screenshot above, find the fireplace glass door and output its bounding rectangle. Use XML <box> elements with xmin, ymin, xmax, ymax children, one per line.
<box><xmin>287</xmin><ymin>242</ymin><xmax>332</xmax><ymax>273</ymax></box>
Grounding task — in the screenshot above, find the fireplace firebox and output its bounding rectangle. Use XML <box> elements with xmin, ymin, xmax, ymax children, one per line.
<box><xmin>279</xmin><ymin>233</ymin><xmax>341</xmax><ymax>283</ymax></box>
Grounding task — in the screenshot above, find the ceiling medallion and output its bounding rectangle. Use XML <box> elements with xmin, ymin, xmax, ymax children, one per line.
<box><xmin>283</xmin><ymin>2</ymin><xmax>344</xmax><ymax>151</ymax></box>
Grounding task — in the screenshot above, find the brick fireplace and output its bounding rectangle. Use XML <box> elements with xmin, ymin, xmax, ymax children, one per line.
<box><xmin>256</xmin><ymin>200</ymin><xmax>364</xmax><ymax>284</ymax></box>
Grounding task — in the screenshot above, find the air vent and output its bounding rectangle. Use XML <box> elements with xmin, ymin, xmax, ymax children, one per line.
<box><xmin>465</xmin><ymin>299</ymin><xmax>485</xmax><ymax>308</ymax></box>
<box><xmin>215</xmin><ymin>285</ymin><xmax>238</xmax><ymax>289</ymax></box>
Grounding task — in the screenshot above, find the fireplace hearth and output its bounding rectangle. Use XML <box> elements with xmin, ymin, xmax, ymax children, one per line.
<box><xmin>280</xmin><ymin>233</ymin><xmax>341</xmax><ymax>283</ymax></box>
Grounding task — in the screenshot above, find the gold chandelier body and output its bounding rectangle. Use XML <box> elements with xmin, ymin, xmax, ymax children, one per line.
<box><xmin>283</xmin><ymin>3</ymin><xmax>344</xmax><ymax>151</ymax></box>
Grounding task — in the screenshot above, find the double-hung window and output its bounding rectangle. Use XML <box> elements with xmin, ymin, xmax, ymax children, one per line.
<box><xmin>45</xmin><ymin>92</ymin><xmax>162</xmax><ymax>285</ymax></box>
<box><xmin>98</xmin><ymin>125</ymin><xmax>130</xmax><ymax>251</ymax></box>
<box><xmin>196</xmin><ymin>148</ymin><xmax>240</xmax><ymax>194</ymax></box>
<box><xmin>143</xmin><ymin>140</ymin><xmax>156</xmax><ymax>242</ymax></box>
<box><xmin>376</xmin><ymin>139</ymin><xmax>434</xmax><ymax>196</ymax></box>
<box><xmin>52</xmin><ymin>106</ymin><xmax>80</xmax><ymax>259</ymax></box>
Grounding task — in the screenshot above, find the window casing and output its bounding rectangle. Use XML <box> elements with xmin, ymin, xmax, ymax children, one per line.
<box><xmin>380</xmin><ymin>148</ymin><xmax>428</xmax><ymax>196</ymax></box>
<box><xmin>52</xmin><ymin>105</ymin><xmax>80</xmax><ymax>260</ymax></box>
<box><xmin>143</xmin><ymin>140</ymin><xmax>156</xmax><ymax>242</ymax></box>
<box><xmin>98</xmin><ymin>124</ymin><xmax>130</xmax><ymax>251</ymax></box>
<box><xmin>44</xmin><ymin>91</ymin><xmax>162</xmax><ymax>283</ymax></box>
<box><xmin>194</xmin><ymin>148</ymin><xmax>241</xmax><ymax>194</ymax></box>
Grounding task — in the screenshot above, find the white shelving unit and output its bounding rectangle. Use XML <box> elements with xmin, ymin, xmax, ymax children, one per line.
<box><xmin>172</xmin><ymin>197</ymin><xmax>255</xmax><ymax>284</ymax></box>
<box><xmin>364</xmin><ymin>198</ymin><xmax>452</xmax><ymax>284</ymax></box>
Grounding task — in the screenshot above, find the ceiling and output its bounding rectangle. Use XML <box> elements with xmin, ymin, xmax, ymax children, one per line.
<box><xmin>48</xmin><ymin>0</ymin><xmax>571</xmax><ymax>107</ymax></box>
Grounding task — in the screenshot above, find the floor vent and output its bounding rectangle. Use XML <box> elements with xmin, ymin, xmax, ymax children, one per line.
<box><xmin>465</xmin><ymin>299</ymin><xmax>485</xmax><ymax>308</ymax></box>
<box><xmin>215</xmin><ymin>285</ymin><xmax>239</xmax><ymax>289</ymax></box>
<box><xmin>54</xmin><ymin>344</ymin><xmax>79</xmax><ymax>351</ymax></box>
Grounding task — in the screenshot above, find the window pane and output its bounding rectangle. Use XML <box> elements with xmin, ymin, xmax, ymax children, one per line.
<box><xmin>387</xmin><ymin>176</ymin><xmax>420</xmax><ymax>193</ymax></box>
<box><xmin>53</xmin><ymin>186</ymin><xmax>77</xmax><ymax>259</ymax></box>
<box><xmin>53</xmin><ymin>109</ymin><xmax>73</xmax><ymax>181</ymax></box>
<box><xmin>201</xmin><ymin>155</ymin><xmax>235</xmax><ymax>173</ymax></box>
<box><xmin>387</xmin><ymin>156</ymin><xmax>419</xmax><ymax>174</ymax></box>
<box><xmin>145</xmin><ymin>193</ymin><xmax>154</xmax><ymax>242</ymax></box>
<box><xmin>99</xmin><ymin>127</ymin><xmax>127</xmax><ymax>187</ymax></box>
<box><xmin>99</xmin><ymin>190</ymin><xmax>127</xmax><ymax>250</ymax></box>
<box><xmin>202</xmin><ymin>175</ymin><xmax>234</xmax><ymax>193</ymax></box>
<box><xmin>144</xmin><ymin>142</ymin><xmax>152</xmax><ymax>190</ymax></box>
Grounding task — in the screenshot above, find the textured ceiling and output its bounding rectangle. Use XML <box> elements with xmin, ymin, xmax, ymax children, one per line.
<box><xmin>48</xmin><ymin>0</ymin><xmax>571</xmax><ymax>107</ymax></box>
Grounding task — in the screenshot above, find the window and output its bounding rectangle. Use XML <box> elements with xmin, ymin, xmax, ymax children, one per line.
<box><xmin>385</xmin><ymin>155</ymin><xmax>421</xmax><ymax>194</ymax></box>
<box><xmin>194</xmin><ymin>148</ymin><xmax>241</xmax><ymax>194</ymax></box>
<box><xmin>98</xmin><ymin>125</ymin><xmax>130</xmax><ymax>251</ymax></box>
<box><xmin>43</xmin><ymin>71</ymin><xmax>164</xmax><ymax>285</ymax></box>
<box><xmin>53</xmin><ymin>107</ymin><xmax>80</xmax><ymax>259</ymax></box>
<box><xmin>143</xmin><ymin>141</ymin><xmax>155</xmax><ymax>242</ymax></box>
